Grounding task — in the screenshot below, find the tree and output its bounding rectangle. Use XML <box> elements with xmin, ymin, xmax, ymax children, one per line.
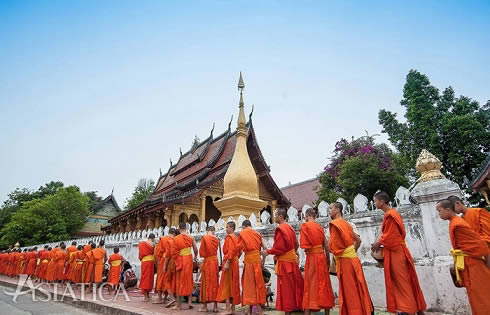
<box><xmin>124</xmin><ymin>178</ymin><xmax>155</xmax><ymax>211</ymax></box>
<box><xmin>84</xmin><ymin>191</ymin><xmax>103</xmax><ymax>211</ymax></box>
<box><xmin>318</xmin><ymin>135</ymin><xmax>409</xmax><ymax>209</ymax></box>
<box><xmin>379</xmin><ymin>70</ymin><xmax>490</xmax><ymax>202</ymax></box>
<box><xmin>0</xmin><ymin>181</ymin><xmax>64</xmax><ymax>232</ymax></box>
<box><xmin>0</xmin><ymin>186</ymin><xmax>89</xmax><ymax>248</ymax></box>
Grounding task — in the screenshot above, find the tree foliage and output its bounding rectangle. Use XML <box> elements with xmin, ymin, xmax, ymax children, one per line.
<box><xmin>318</xmin><ymin>135</ymin><xmax>409</xmax><ymax>207</ymax></box>
<box><xmin>379</xmin><ymin>70</ymin><xmax>490</xmax><ymax>202</ymax></box>
<box><xmin>84</xmin><ymin>191</ymin><xmax>103</xmax><ymax>212</ymax></box>
<box><xmin>0</xmin><ymin>186</ymin><xmax>89</xmax><ymax>248</ymax></box>
<box><xmin>124</xmin><ymin>178</ymin><xmax>155</xmax><ymax>211</ymax></box>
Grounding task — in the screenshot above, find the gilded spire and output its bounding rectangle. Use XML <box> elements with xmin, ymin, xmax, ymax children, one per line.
<box><xmin>237</xmin><ymin>72</ymin><xmax>246</xmax><ymax>132</ymax></box>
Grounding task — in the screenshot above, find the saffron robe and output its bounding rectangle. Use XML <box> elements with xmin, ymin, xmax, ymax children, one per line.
<box><xmin>379</xmin><ymin>209</ymin><xmax>426</xmax><ymax>313</ymax></box>
<box><xmin>45</xmin><ymin>250</ymin><xmax>57</xmax><ymax>282</ymax></box>
<box><xmin>449</xmin><ymin>216</ymin><xmax>490</xmax><ymax>314</ymax></box>
<box><xmin>300</xmin><ymin>220</ymin><xmax>335</xmax><ymax>310</ymax></box>
<box><xmin>71</xmin><ymin>250</ymin><xmax>84</xmax><ymax>283</ymax></box>
<box><xmin>329</xmin><ymin>218</ymin><xmax>373</xmax><ymax>315</ymax></box>
<box><xmin>108</xmin><ymin>253</ymin><xmax>123</xmax><ymax>287</ymax></box>
<box><xmin>53</xmin><ymin>250</ymin><xmax>67</xmax><ymax>281</ymax></box>
<box><xmin>37</xmin><ymin>250</ymin><xmax>49</xmax><ymax>280</ymax></box>
<box><xmin>154</xmin><ymin>236</ymin><xmax>170</xmax><ymax>292</ymax></box>
<box><xmin>173</xmin><ymin>234</ymin><xmax>194</xmax><ymax>296</ymax></box>
<box><xmin>267</xmin><ymin>222</ymin><xmax>304</xmax><ymax>312</ymax></box>
<box><xmin>81</xmin><ymin>244</ymin><xmax>92</xmax><ymax>283</ymax></box>
<box><xmin>84</xmin><ymin>250</ymin><xmax>95</xmax><ymax>283</ymax></box>
<box><xmin>25</xmin><ymin>252</ymin><xmax>37</xmax><ymax>276</ymax></box>
<box><xmin>464</xmin><ymin>208</ymin><xmax>490</xmax><ymax>249</ymax></box>
<box><xmin>164</xmin><ymin>238</ymin><xmax>177</xmax><ymax>293</ymax></box>
<box><xmin>92</xmin><ymin>247</ymin><xmax>106</xmax><ymax>283</ymax></box>
<box><xmin>237</xmin><ymin>228</ymin><xmax>266</xmax><ymax>306</ymax></box>
<box><xmin>216</xmin><ymin>233</ymin><xmax>241</xmax><ymax>304</ymax></box>
<box><xmin>64</xmin><ymin>246</ymin><xmax>77</xmax><ymax>280</ymax></box>
<box><xmin>138</xmin><ymin>240</ymin><xmax>155</xmax><ymax>293</ymax></box>
<box><xmin>199</xmin><ymin>234</ymin><xmax>220</xmax><ymax>303</ymax></box>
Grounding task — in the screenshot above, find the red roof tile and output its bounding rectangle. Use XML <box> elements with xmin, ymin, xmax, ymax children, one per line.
<box><xmin>281</xmin><ymin>178</ymin><xmax>320</xmax><ymax>211</ymax></box>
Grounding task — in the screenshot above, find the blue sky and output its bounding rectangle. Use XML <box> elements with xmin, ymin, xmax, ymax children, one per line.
<box><xmin>1</xmin><ymin>1</ymin><xmax>489</xmax><ymax>206</ymax></box>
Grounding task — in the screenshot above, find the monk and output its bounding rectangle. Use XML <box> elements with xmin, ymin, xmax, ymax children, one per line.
<box><xmin>71</xmin><ymin>245</ymin><xmax>85</xmax><ymax>285</ymax></box>
<box><xmin>371</xmin><ymin>191</ymin><xmax>426</xmax><ymax>315</ymax></box>
<box><xmin>300</xmin><ymin>208</ymin><xmax>335</xmax><ymax>314</ymax></box>
<box><xmin>84</xmin><ymin>243</ymin><xmax>96</xmax><ymax>286</ymax></box>
<box><xmin>64</xmin><ymin>241</ymin><xmax>78</xmax><ymax>282</ymax></box>
<box><xmin>25</xmin><ymin>248</ymin><xmax>37</xmax><ymax>279</ymax></box>
<box><xmin>53</xmin><ymin>244</ymin><xmax>67</xmax><ymax>282</ymax></box>
<box><xmin>138</xmin><ymin>233</ymin><xmax>155</xmax><ymax>302</ymax></box>
<box><xmin>436</xmin><ymin>199</ymin><xmax>490</xmax><ymax>314</ymax></box>
<box><xmin>154</xmin><ymin>232</ymin><xmax>171</xmax><ymax>304</ymax></box>
<box><xmin>91</xmin><ymin>240</ymin><xmax>107</xmax><ymax>290</ymax></box>
<box><xmin>38</xmin><ymin>247</ymin><xmax>51</xmax><ymax>282</ymax></box>
<box><xmin>108</xmin><ymin>247</ymin><xmax>124</xmax><ymax>294</ymax></box>
<box><xmin>35</xmin><ymin>246</ymin><xmax>48</xmax><ymax>282</ymax></box>
<box><xmin>172</xmin><ymin>222</ymin><xmax>198</xmax><ymax>310</ymax></box>
<box><xmin>45</xmin><ymin>246</ymin><xmax>59</xmax><ymax>282</ymax></box>
<box><xmin>448</xmin><ymin>195</ymin><xmax>490</xmax><ymax>249</ymax></box>
<box><xmin>264</xmin><ymin>208</ymin><xmax>304</xmax><ymax>314</ymax></box>
<box><xmin>162</xmin><ymin>228</ymin><xmax>180</xmax><ymax>308</ymax></box>
<box><xmin>81</xmin><ymin>241</ymin><xmax>93</xmax><ymax>284</ymax></box>
<box><xmin>216</xmin><ymin>222</ymin><xmax>241</xmax><ymax>315</ymax></box>
<box><xmin>329</xmin><ymin>202</ymin><xmax>373</xmax><ymax>315</ymax></box>
<box><xmin>199</xmin><ymin>226</ymin><xmax>220</xmax><ymax>312</ymax></box>
<box><xmin>237</xmin><ymin>220</ymin><xmax>267</xmax><ymax>315</ymax></box>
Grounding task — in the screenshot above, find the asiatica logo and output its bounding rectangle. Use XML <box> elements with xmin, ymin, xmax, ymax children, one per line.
<box><xmin>3</xmin><ymin>275</ymin><xmax>131</xmax><ymax>303</ymax></box>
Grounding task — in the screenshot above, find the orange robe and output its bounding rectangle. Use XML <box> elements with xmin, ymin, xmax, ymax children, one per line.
<box><xmin>92</xmin><ymin>247</ymin><xmax>106</xmax><ymax>283</ymax></box>
<box><xmin>64</xmin><ymin>246</ymin><xmax>77</xmax><ymax>280</ymax></box>
<box><xmin>25</xmin><ymin>252</ymin><xmax>37</xmax><ymax>276</ymax></box>
<box><xmin>81</xmin><ymin>244</ymin><xmax>92</xmax><ymax>283</ymax></box>
<box><xmin>53</xmin><ymin>250</ymin><xmax>67</xmax><ymax>281</ymax></box>
<box><xmin>237</xmin><ymin>228</ymin><xmax>266</xmax><ymax>306</ymax></box>
<box><xmin>164</xmin><ymin>238</ymin><xmax>177</xmax><ymax>293</ymax></box>
<box><xmin>108</xmin><ymin>253</ymin><xmax>123</xmax><ymax>287</ymax></box>
<box><xmin>199</xmin><ymin>234</ymin><xmax>220</xmax><ymax>303</ymax></box>
<box><xmin>267</xmin><ymin>222</ymin><xmax>304</xmax><ymax>312</ymax></box>
<box><xmin>154</xmin><ymin>236</ymin><xmax>169</xmax><ymax>292</ymax></box>
<box><xmin>45</xmin><ymin>250</ymin><xmax>57</xmax><ymax>282</ymax></box>
<box><xmin>17</xmin><ymin>252</ymin><xmax>26</xmax><ymax>275</ymax></box>
<box><xmin>72</xmin><ymin>251</ymin><xmax>84</xmax><ymax>283</ymax></box>
<box><xmin>138</xmin><ymin>240</ymin><xmax>155</xmax><ymax>294</ymax></box>
<box><xmin>449</xmin><ymin>216</ymin><xmax>490</xmax><ymax>314</ymax></box>
<box><xmin>216</xmin><ymin>233</ymin><xmax>241</xmax><ymax>304</ymax></box>
<box><xmin>35</xmin><ymin>250</ymin><xmax>45</xmax><ymax>278</ymax></box>
<box><xmin>300</xmin><ymin>220</ymin><xmax>335</xmax><ymax>311</ymax></box>
<box><xmin>173</xmin><ymin>234</ymin><xmax>194</xmax><ymax>296</ymax></box>
<box><xmin>379</xmin><ymin>209</ymin><xmax>426</xmax><ymax>313</ymax></box>
<box><xmin>38</xmin><ymin>251</ymin><xmax>50</xmax><ymax>280</ymax></box>
<box><xmin>329</xmin><ymin>218</ymin><xmax>373</xmax><ymax>315</ymax></box>
<box><xmin>84</xmin><ymin>250</ymin><xmax>95</xmax><ymax>283</ymax></box>
<box><xmin>464</xmin><ymin>208</ymin><xmax>490</xmax><ymax>249</ymax></box>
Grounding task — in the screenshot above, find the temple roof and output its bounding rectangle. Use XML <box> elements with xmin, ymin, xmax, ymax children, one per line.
<box><xmin>469</xmin><ymin>152</ymin><xmax>490</xmax><ymax>190</ymax></box>
<box><xmin>281</xmin><ymin>178</ymin><xmax>320</xmax><ymax>211</ymax></box>
<box><xmin>109</xmin><ymin>120</ymin><xmax>290</xmax><ymax>223</ymax></box>
<box><xmin>90</xmin><ymin>194</ymin><xmax>122</xmax><ymax>216</ymax></box>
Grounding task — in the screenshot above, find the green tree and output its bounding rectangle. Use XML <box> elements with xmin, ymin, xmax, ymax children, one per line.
<box><xmin>124</xmin><ymin>178</ymin><xmax>155</xmax><ymax>211</ymax></box>
<box><xmin>0</xmin><ymin>186</ymin><xmax>89</xmax><ymax>248</ymax></box>
<box><xmin>318</xmin><ymin>136</ymin><xmax>409</xmax><ymax>209</ymax></box>
<box><xmin>84</xmin><ymin>191</ymin><xmax>103</xmax><ymax>211</ymax></box>
<box><xmin>379</xmin><ymin>70</ymin><xmax>490</xmax><ymax>201</ymax></box>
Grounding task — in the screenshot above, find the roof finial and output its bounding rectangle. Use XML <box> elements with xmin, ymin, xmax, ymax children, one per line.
<box><xmin>228</xmin><ymin>114</ymin><xmax>233</xmax><ymax>130</ymax></box>
<box><xmin>179</xmin><ymin>147</ymin><xmax>183</xmax><ymax>157</ymax></box>
<box><xmin>111</xmin><ymin>187</ymin><xmax>114</xmax><ymax>196</ymax></box>
<box><xmin>249</xmin><ymin>104</ymin><xmax>254</xmax><ymax>121</ymax></box>
<box><xmin>237</xmin><ymin>72</ymin><xmax>246</xmax><ymax>131</ymax></box>
<box><xmin>159</xmin><ymin>168</ymin><xmax>162</xmax><ymax>177</ymax></box>
<box><xmin>170</xmin><ymin>158</ymin><xmax>173</xmax><ymax>167</ymax></box>
<box><xmin>210</xmin><ymin>122</ymin><xmax>215</xmax><ymax>136</ymax></box>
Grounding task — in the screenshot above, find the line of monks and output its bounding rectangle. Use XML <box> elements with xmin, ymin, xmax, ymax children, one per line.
<box><xmin>0</xmin><ymin>239</ymin><xmax>127</xmax><ymax>294</ymax></box>
<box><xmin>1</xmin><ymin>191</ymin><xmax>489</xmax><ymax>314</ymax></box>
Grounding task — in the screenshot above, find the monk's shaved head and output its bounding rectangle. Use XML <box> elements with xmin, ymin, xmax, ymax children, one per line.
<box><xmin>179</xmin><ymin>222</ymin><xmax>187</xmax><ymax>230</ymax></box>
<box><xmin>305</xmin><ymin>208</ymin><xmax>316</xmax><ymax>218</ymax></box>
<box><xmin>276</xmin><ymin>208</ymin><xmax>287</xmax><ymax>219</ymax></box>
<box><xmin>242</xmin><ymin>220</ymin><xmax>251</xmax><ymax>228</ymax></box>
<box><xmin>206</xmin><ymin>226</ymin><xmax>216</xmax><ymax>232</ymax></box>
<box><xmin>437</xmin><ymin>199</ymin><xmax>455</xmax><ymax>212</ymax></box>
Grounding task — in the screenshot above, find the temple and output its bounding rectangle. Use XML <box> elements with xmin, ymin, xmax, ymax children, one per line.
<box><xmin>104</xmin><ymin>74</ymin><xmax>290</xmax><ymax>234</ymax></box>
<box><xmin>469</xmin><ymin>152</ymin><xmax>490</xmax><ymax>206</ymax></box>
<box><xmin>76</xmin><ymin>193</ymin><xmax>122</xmax><ymax>237</ymax></box>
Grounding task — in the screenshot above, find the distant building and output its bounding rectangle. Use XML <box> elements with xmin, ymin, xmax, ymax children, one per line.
<box><xmin>281</xmin><ymin>178</ymin><xmax>320</xmax><ymax>211</ymax></box>
<box><xmin>74</xmin><ymin>193</ymin><xmax>122</xmax><ymax>237</ymax></box>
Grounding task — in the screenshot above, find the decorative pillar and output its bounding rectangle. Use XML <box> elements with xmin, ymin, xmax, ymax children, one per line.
<box><xmin>155</xmin><ymin>211</ymin><xmax>162</xmax><ymax>228</ymax></box>
<box><xmin>135</xmin><ymin>214</ymin><xmax>143</xmax><ymax>230</ymax></box>
<box><xmin>200</xmin><ymin>191</ymin><xmax>207</xmax><ymax>223</ymax></box>
<box><xmin>148</xmin><ymin>213</ymin><xmax>156</xmax><ymax>229</ymax></box>
<box><xmin>119</xmin><ymin>220</ymin><xmax>126</xmax><ymax>233</ymax></box>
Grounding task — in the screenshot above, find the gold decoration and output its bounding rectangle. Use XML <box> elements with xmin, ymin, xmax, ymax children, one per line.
<box><xmin>416</xmin><ymin>149</ymin><xmax>446</xmax><ymax>182</ymax></box>
<box><xmin>215</xmin><ymin>73</ymin><xmax>267</xmax><ymax>221</ymax></box>
<box><xmin>14</xmin><ymin>242</ymin><xmax>20</xmax><ymax>248</ymax></box>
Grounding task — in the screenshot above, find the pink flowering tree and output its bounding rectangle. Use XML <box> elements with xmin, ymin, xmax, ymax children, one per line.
<box><xmin>317</xmin><ymin>135</ymin><xmax>409</xmax><ymax>210</ymax></box>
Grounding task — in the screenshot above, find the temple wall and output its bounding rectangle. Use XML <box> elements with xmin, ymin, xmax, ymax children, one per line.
<box><xmin>29</xmin><ymin>179</ymin><xmax>471</xmax><ymax>313</ymax></box>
